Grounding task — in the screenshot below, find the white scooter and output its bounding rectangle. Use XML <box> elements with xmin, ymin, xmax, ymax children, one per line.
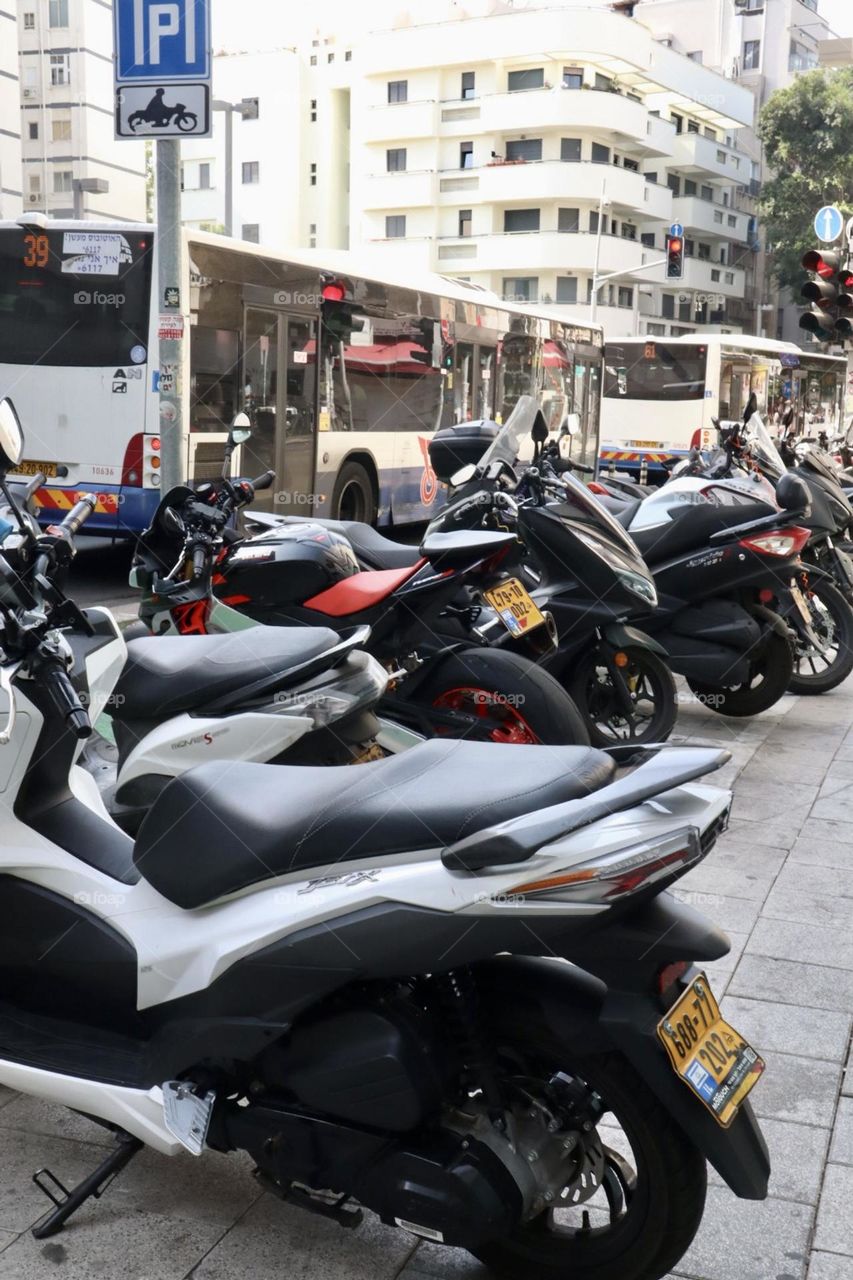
<box><xmin>0</xmin><ymin>402</ymin><xmax>770</xmax><ymax>1279</ymax></box>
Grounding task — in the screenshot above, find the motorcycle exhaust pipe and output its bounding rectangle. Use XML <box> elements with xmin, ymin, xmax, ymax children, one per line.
<box><xmin>522</xmin><ymin>610</ymin><xmax>559</xmax><ymax>658</ymax></box>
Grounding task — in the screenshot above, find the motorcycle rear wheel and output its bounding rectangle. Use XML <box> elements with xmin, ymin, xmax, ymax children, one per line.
<box><xmin>568</xmin><ymin>646</ymin><xmax>677</xmax><ymax>747</ymax></box>
<box><xmin>473</xmin><ymin>1037</ymin><xmax>707</xmax><ymax>1280</ymax></box>
<box><xmin>788</xmin><ymin>577</ymin><xmax>853</xmax><ymax>695</ymax></box>
<box><xmin>416</xmin><ymin>648</ymin><xmax>590</xmax><ymax>746</ymax></box>
<box><xmin>687</xmin><ymin>629</ymin><xmax>793</xmax><ymax>717</ymax></box>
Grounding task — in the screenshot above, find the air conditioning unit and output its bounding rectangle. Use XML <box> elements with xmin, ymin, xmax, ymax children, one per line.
<box><xmin>27</xmin><ymin>194</ymin><xmax>41</xmax><ymax>205</ymax></box>
<box><xmin>23</xmin><ymin>88</ymin><xmax>37</xmax><ymax>99</ymax></box>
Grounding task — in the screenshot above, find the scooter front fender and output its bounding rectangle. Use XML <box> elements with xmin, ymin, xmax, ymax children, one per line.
<box><xmin>602</xmin><ymin>622</ymin><xmax>669</xmax><ymax>659</ymax></box>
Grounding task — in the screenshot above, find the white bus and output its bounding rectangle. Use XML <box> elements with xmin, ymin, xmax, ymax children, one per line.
<box><xmin>600</xmin><ymin>335</ymin><xmax>848</xmax><ymax>478</ymax></box>
<box><xmin>0</xmin><ymin>219</ymin><xmax>604</xmax><ymax>535</ymax></box>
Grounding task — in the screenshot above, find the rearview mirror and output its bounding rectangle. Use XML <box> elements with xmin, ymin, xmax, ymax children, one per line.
<box><xmin>450</xmin><ymin>464</ymin><xmax>477</xmax><ymax>488</ymax></box>
<box><xmin>0</xmin><ymin>400</ymin><xmax>24</xmax><ymax>475</ymax></box>
<box><xmin>563</xmin><ymin>413</ymin><xmax>581</xmax><ymax>437</ymax></box>
<box><xmin>229</xmin><ymin>412</ymin><xmax>252</xmax><ymax>447</ymax></box>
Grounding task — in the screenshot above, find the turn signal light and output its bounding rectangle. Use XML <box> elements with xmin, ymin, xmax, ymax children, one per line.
<box><xmin>739</xmin><ymin>527</ymin><xmax>811</xmax><ymax>558</ymax></box>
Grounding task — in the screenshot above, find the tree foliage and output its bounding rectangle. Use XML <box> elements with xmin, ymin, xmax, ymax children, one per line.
<box><xmin>758</xmin><ymin>68</ymin><xmax>853</xmax><ymax>296</ymax></box>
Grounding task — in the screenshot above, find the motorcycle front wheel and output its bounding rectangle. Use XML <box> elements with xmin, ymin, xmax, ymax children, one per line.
<box><xmin>568</xmin><ymin>645</ymin><xmax>677</xmax><ymax>747</ymax></box>
<box><xmin>177</xmin><ymin>112</ymin><xmax>198</xmax><ymax>132</ymax></box>
<box><xmin>473</xmin><ymin>1032</ymin><xmax>707</xmax><ymax>1280</ymax></box>
<box><xmin>414</xmin><ymin>648</ymin><xmax>590</xmax><ymax>745</ymax></box>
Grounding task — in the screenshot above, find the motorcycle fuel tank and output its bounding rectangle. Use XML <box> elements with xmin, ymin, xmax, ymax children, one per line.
<box><xmin>218</xmin><ymin>523</ymin><xmax>360</xmax><ymax>609</ymax></box>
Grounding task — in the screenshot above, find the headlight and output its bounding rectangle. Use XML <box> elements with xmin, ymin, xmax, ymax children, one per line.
<box><xmin>618</xmin><ymin>567</ymin><xmax>658</xmax><ymax>608</ymax></box>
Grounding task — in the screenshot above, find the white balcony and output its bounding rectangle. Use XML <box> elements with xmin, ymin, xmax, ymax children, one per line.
<box><xmin>672</xmin><ymin>195</ymin><xmax>749</xmax><ymax>242</ymax></box>
<box><xmin>478</xmin><ymin>86</ymin><xmax>649</xmax><ymax>145</ymax></box>
<box><xmin>436</xmin><ymin>230</ymin><xmax>655</xmax><ymax>278</ymax></box>
<box><xmin>681</xmin><ymin>256</ymin><xmax>745</xmax><ymax>296</ymax></box>
<box><xmin>466</xmin><ymin>160</ymin><xmax>673</xmax><ymax>219</ymax></box>
<box><xmin>361</xmin><ymin>170</ymin><xmax>438</xmax><ymax>210</ymax></box>
<box><xmin>671</xmin><ymin>132</ymin><xmax>749</xmax><ymax>183</ymax></box>
<box><xmin>362</xmin><ymin>99</ymin><xmax>440</xmax><ymax>143</ymax></box>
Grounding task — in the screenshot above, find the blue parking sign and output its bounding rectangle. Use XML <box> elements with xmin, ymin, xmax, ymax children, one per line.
<box><xmin>114</xmin><ymin>0</ymin><xmax>211</xmax><ymax>83</ymax></box>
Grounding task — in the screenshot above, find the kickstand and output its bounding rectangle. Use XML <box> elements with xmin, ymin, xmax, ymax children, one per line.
<box><xmin>31</xmin><ymin>1131</ymin><xmax>143</xmax><ymax>1239</ymax></box>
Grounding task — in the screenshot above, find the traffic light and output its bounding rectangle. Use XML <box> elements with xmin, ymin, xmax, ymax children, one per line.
<box><xmin>321</xmin><ymin>280</ymin><xmax>365</xmax><ymax>343</ymax></box>
<box><xmin>411</xmin><ymin>319</ymin><xmax>443</xmax><ymax>367</ymax></box>
<box><xmin>799</xmin><ymin>249</ymin><xmax>853</xmax><ymax>342</ymax></box>
<box><xmin>666</xmin><ymin>234</ymin><xmax>684</xmax><ymax>280</ymax></box>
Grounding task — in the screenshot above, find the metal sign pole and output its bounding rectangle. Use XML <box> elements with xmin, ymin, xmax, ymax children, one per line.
<box><xmin>156</xmin><ymin>138</ymin><xmax>184</xmax><ymax>494</ymax></box>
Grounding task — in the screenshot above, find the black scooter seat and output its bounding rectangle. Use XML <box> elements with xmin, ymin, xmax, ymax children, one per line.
<box><xmin>596</xmin><ymin>495</ymin><xmax>644</xmax><ymax>529</ymax></box>
<box><xmin>248</xmin><ymin>514</ymin><xmax>421</xmax><ymax>571</ymax></box>
<box><xmin>114</xmin><ymin>627</ymin><xmax>342</xmax><ymax>720</ymax></box>
<box><xmin>134</xmin><ymin>740</ymin><xmax>617</xmax><ymax>908</ymax></box>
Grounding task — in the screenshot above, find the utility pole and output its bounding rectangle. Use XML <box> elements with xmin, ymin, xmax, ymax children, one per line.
<box><xmin>156</xmin><ymin>140</ymin><xmax>184</xmax><ymax>494</ymax></box>
<box><xmin>590</xmin><ymin>179</ymin><xmax>609</xmax><ymax>326</ymax></box>
<box><xmin>213</xmin><ymin>98</ymin><xmax>260</xmax><ymax>238</ymax></box>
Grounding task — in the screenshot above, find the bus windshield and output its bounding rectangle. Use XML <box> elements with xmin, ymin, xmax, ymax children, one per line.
<box><xmin>0</xmin><ymin>227</ymin><xmax>153</xmax><ymax>368</ymax></box>
<box><xmin>604</xmin><ymin>342</ymin><xmax>707</xmax><ymax>401</ymax></box>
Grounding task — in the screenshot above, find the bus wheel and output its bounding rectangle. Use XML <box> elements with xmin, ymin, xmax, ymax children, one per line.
<box><xmin>332</xmin><ymin>463</ymin><xmax>376</xmax><ymax>525</ymax></box>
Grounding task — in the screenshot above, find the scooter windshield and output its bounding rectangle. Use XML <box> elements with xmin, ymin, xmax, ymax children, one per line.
<box><xmin>745</xmin><ymin>415</ymin><xmax>786</xmax><ymax>481</ymax></box>
<box><xmin>477</xmin><ymin>396</ymin><xmax>539</xmax><ymax>469</ymax></box>
<box><xmin>558</xmin><ymin>470</ymin><xmax>645</xmax><ymax>560</ymax></box>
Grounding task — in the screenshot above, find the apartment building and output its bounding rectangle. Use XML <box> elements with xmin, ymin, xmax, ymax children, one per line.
<box><xmin>628</xmin><ymin>0</ymin><xmax>832</xmax><ymax>341</ymax></box>
<box><xmin>0</xmin><ymin>6</ymin><xmax>22</xmax><ymax>218</ymax></box>
<box><xmin>17</xmin><ymin>0</ymin><xmax>145</xmax><ymax>222</ymax></box>
<box><xmin>349</xmin><ymin>3</ymin><xmax>755</xmax><ymax>336</ymax></box>
<box><xmin>178</xmin><ymin>2</ymin><xmax>754</xmax><ymax>337</ymax></box>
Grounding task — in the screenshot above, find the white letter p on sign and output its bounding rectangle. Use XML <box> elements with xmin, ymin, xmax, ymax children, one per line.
<box><xmin>148</xmin><ymin>3</ymin><xmax>180</xmax><ymax>65</ymax></box>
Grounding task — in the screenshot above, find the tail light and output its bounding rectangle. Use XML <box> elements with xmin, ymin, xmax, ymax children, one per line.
<box><xmin>739</xmin><ymin>527</ymin><xmax>811</xmax><ymax>558</ymax></box>
<box><xmin>690</xmin><ymin>429</ymin><xmax>702</xmax><ymax>450</ymax></box>
<box><xmin>121</xmin><ymin>433</ymin><xmax>144</xmax><ymax>486</ymax></box>
<box><xmin>589</xmin><ymin>481</ymin><xmax>609</xmax><ymax>495</ymax></box>
<box><xmin>506</xmin><ymin>827</ymin><xmax>703</xmax><ymax>905</ymax></box>
<box><xmin>144</xmin><ymin>435</ymin><xmax>162</xmax><ymax>488</ymax></box>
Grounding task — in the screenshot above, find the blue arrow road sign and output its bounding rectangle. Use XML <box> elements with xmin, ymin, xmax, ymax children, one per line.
<box><xmin>114</xmin><ymin>0</ymin><xmax>210</xmax><ymax>83</ymax></box>
<box><xmin>670</xmin><ymin>222</ymin><xmax>684</xmax><ymax>238</ymax></box>
<box><xmin>815</xmin><ymin>205</ymin><xmax>844</xmax><ymax>244</ymax></box>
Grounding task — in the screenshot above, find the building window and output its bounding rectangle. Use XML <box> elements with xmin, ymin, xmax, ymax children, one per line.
<box><xmin>618</xmin><ymin>286</ymin><xmax>634</xmax><ymax>307</ymax></box>
<box><xmin>23</xmin><ymin>12</ymin><xmax>35</xmax><ymax>29</ymax></box>
<box><xmin>684</xmin><ymin>179</ymin><xmax>697</xmax><ymax>196</ymax></box>
<box><xmin>560</xmin><ymin>137</ymin><xmax>582</xmax><ymax>163</ymax></box>
<box><xmin>714</xmin><ymin>210</ymin><xmax>723</xmax><ymax>223</ymax></box>
<box><xmin>661</xmin><ymin>294</ymin><xmax>675</xmax><ymax>319</ymax></box>
<box><xmin>49</xmin><ymin>53</ymin><xmax>70</xmax><ymax>86</ymax></box>
<box><xmin>386</xmin><ymin>147</ymin><xmax>407</xmax><ymax>172</ymax></box>
<box><xmin>53</xmin><ymin>169</ymin><xmax>72</xmax><ymax>194</ymax></box>
<box><xmin>647</xmin><ymin>323</ymin><xmax>666</xmax><ymax>336</ymax></box>
<box><xmin>558</xmin><ymin>207</ymin><xmax>580</xmax><ymax>233</ymax></box>
<box><xmin>711</xmin><ymin>269</ymin><xmax>721</xmax><ymax>282</ymax></box>
<box><xmin>687</xmin><ymin>120</ymin><xmax>700</xmax><ymax>134</ymax></box>
<box><xmin>48</xmin><ymin>0</ymin><xmax>68</xmax><ymax>27</ymax></box>
<box><xmin>327</xmin><ymin>52</ymin><xmax>334</xmax><ymax>63</ymax></box>
<box><xmin>504</xmin><ymin>208</ymin><xmax>540</xmax><ymax>234</ymax></box>
<box><xmin>591</xmin><ymin>142</ymin><xmax>610</xmax><ymax>165</ymax></box>
<box><xmin>386</xmin><ymin>215</ymin><xmax>406</xmax><ymax>238</ymax></box>
<box><xmin>507</xmin><ymin>68</ymin><xmax>544</xmax><ymax>92</ymax></box>
<box><xmin>506</xmin><ymin>138</ymin><xmax>542</xmax><ymax>163</ymax></box>
<box><xmin>52</xmin><ymin>117</ymin><xmax>71</xmax><ymax>141</ymax></box>
<box><xmin>242</xmin><ymin>161</ymin><xmax>259</xmax><ymax>184</ymax></box>
<box><xmin>502</xmin><ymin>276</ymin><xmax>538</xmax><ymax>302</ymax></box>
<box><xmin>667</xmin><ymin>174</ymin><xmax>681</xmax><ymax>196</ymax></box>
<box><xmin>623</xmin><ymin>157</ymin><xmax>639</xmax><ymax>172</ymax></box>
<box><xmin>556</xmin><ymin>276</ymin><xmax>578</xmax><ymax>304</ymax></box>
<box><xmin>687</xmin><ymin>51</ymin><xmax>703</xmax><ymax>63</ymax></box>
<box><xmin>716</xmin><ymin>149</ymin><xmax>727</xmax><ymax>165</ymax></box>
<box><xmin>594</xmin><ymin>73</ymin><xmax>613</xmax><ymax>91</ymax></box>
<box><xmin>459</xmin><ymin>208</ymin><xmax>472</xmax><ymax>237</ymax></box>
<box><xmin>310</xmin><ymin>55</ymin><xmax>317</xmax><ymax>65</ymax></box>
<box><xmin>460</xmin><ymin>140</ymin><xmax>474</xmax><ymax>169</ymax></box>
<box><xmin>199</xmin><ymin>162</ymin><xmax>211</xmax><ymax>189</ymax></box>
<box><xmin>641</xmin><ymin>232</ymin><xmax>656</xmax><ymax>248</ymax></box>
<box><xmin>28</xmin><ymin>122</ymin><xmax>39</xmax><ymax>140</ymax></box>
<box><xmin>562</xmin><ymin>66</ymin><xmax>583</xmax><ymax>89</ymax></box>
<box><xmin>309</xmin><ymin>163</ymin><xmax>317</xmax><ymax>186</ymax></box>
<box><xmin>310</xmin><ymin>223</ymin><xmax>317</xmax><ymax>234</ymax></box>
<box><xmin>704</xmin><ymin>127</ymin><xmax>718</xmax><ymax>140</ymax></box>
<box><xmin>242</xmin><ymin>224</ymin><xmax>260</xmax><ymax>243</ymax></box>
<box><xmin>701</xmin><ymin>184</ymin><xmax>713</xmax><ymax>201</ymax></box>
<box><xmin>671</xmin><ymin>113</ymin><xmax>684</xmax><ymax>134</ymax></box>
<box><xmin>621</xmin><ymin>223</ymin><xmax>637</xmax><ymax>240</ymax></box>
<box><xmin>388</xmin><ymin>79</ymin><xmax>408</xmax><ymax>104</ymax></box>
<box><xmin>728</xmin><ymin>214</ymin><xmax>737</xmax><ymax>227</ymax></box>
<box><xmin>345</xmin><ymin>50</ymin><xmax>352</xmax><ymax>61</ymax></box>
<box><xmin>725</xmin><ymin>271</ymin><xmax>735</xmax><ymax>284</ymax></box>
<box><xmin>743</xmin><ymin>39</ymin><xmax>761</xmax><ymax>70</ymax></box>
<box><xmin>685</xmin><ymin>238</ymin><xmax>695</xmax><ymax>256</ymax></box>
<box><xmin>645</xmin><ymin>171</ymin><xmax>658</xmax><ymax>184</ymax></box>
<box><xmin>589</xmin><ymin>210</ymin><xmax>608</xmax><ymax>234</ymax></box>
<box><xmin>461</xmin><ymin>71</ymin><xmax>475</xmax><ymax>100</ymax></box>
<box><xmin>310</xmin><ymin>99</ymin><xmax>317</xmax><ymax>123</ymax></box>
<box><xmin>28</xmin><ymin>174</ymin><xmax>41</xmax><ymax>194</ymax></box>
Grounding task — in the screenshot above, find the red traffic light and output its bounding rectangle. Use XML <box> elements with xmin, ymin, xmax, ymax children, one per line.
<box><xmin>321</xmin><ymin>281</ymin><xmax>347</xmax><ymax>303</ymax></box>
<box><xmin>669</xmin><ymin>237</ymin><xmax>682</xmax><ymax>253</ymax></box>
<box><xmin>802</xmin><ymin>249</ymin><xmax>842</xmax><ymax>279</ymax></box>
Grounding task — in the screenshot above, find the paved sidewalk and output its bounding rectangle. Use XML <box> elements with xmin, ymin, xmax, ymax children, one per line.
<box><xmin>0</xmin><ymin>687</ymin><xmax>851</xmax><ymax>1279</ymax></box>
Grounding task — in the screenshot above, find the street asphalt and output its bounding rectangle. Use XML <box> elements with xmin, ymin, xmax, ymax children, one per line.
<box><xmin>2</xmin><ymin>552</ymin><xmax>852</xmax><ymax>1280</ymax></box>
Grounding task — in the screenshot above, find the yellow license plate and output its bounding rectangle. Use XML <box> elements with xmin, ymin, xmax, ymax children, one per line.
<box><xmin>630</xmin><ymin>441</ymin><xmax>663</xmax><ymax>448</ymax></box>
<box><xmin>11</xmin><ymin>460</ymin><xmax>56</xmax><ymax>479</ymax></box>
<box><xmin>658</xmin><ymin>974</ymin><xmax>764</xmax><ymax>1127</ymax></box>
<box><xmin>483</xmin><ymin>578</ymin><xmax>547</xmax><ymax>638</ymax></box>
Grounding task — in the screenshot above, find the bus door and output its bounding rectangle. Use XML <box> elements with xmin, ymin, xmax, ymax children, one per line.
<box><xmin>242</xmin><ymin>307</ymin><xmax>279</xmax><ymax>513</ymax></box>
<box><xmin>276</xmin><ymin>314</ymin><xmax>317</xmax><ymax>516</ymax></box>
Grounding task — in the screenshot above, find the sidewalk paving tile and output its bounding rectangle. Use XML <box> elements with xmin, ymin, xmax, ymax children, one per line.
<box><xmin>815</xmin><ymin>1165</ymin><xmax>853</xmax><ymax>1255</ymax></box>
<box><xmin>730</xmin><ymin>956</ymin><xmax>853</xmax><ymax>1015</ymax></box>
<box><xmin>671</xmin><ymin>1187</ymin><xmax>813</xmax><ymax>1280</ymax></box>
<box><xmin>808</xmin><ymin>1254</ymin><xmax>853</xmax><ymax>1280</ymax></box>
<box><xmin>720</xmin><ymin>996</ymin><xmax>852</xmax><ymax>1063</ymax></box>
